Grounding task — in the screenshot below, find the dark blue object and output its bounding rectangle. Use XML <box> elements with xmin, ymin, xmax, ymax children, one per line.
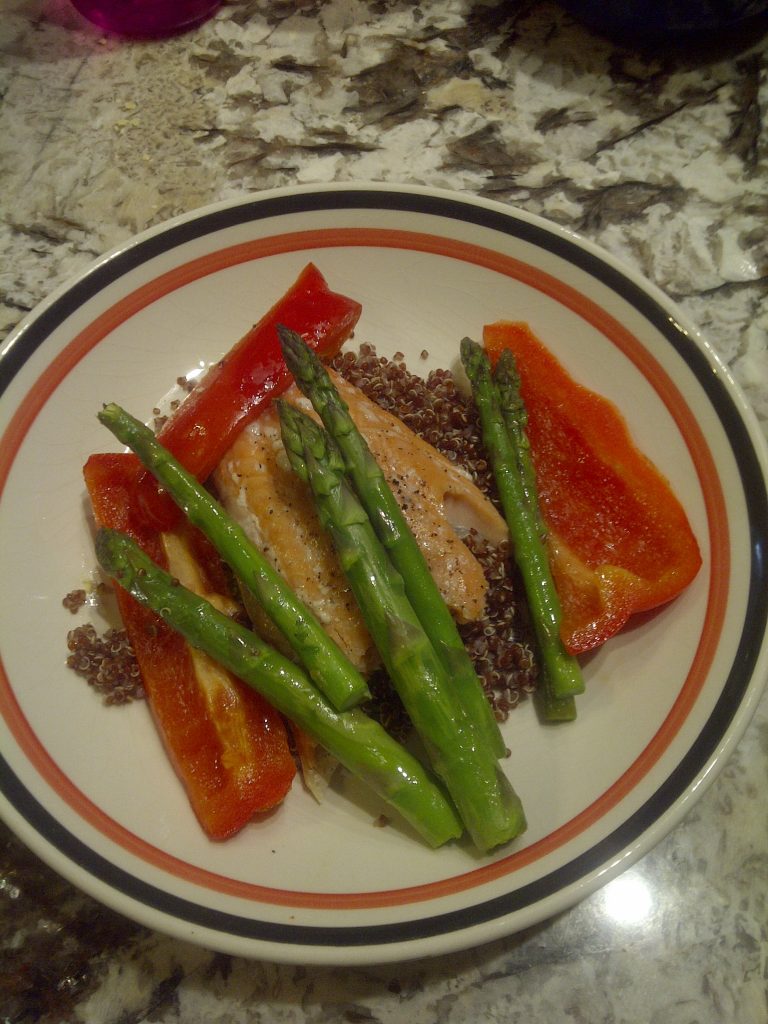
<box><xmin>558</xmin><ymin>0</ymin><xmax>768</xmax><ymax>39</ymax></box>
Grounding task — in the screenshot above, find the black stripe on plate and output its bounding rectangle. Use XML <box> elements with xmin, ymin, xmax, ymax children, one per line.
<box><xmin>0</xmin><ymin>188</ymin><xmax>729</xmax><ymax>393</ymax></box>
<box><xmin>1</xmin><ymin>189</ymin><xmax>766</xmax><ymax>952</ymax></box>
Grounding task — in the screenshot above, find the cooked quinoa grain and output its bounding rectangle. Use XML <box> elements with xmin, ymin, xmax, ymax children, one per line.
<box><xmin>459</xmin><ymin>534</ymin><xmax>538</xmax><ymax>719</ymax></box>
<box><xmin>66</xmin><ymin>623</ymin><xmax>144</xmax><ymax>705</ymax></box>
<box><xmin>332</xmin><ymin>344</ymin><xmax>496</xmax><ymax>495</ymax></box>
<box><xmin>62</xmin><ymin>589</ymin><xmax>87</xmax><ymax>613</ymax></box>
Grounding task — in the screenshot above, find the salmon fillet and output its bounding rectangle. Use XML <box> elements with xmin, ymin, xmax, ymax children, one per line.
<box><xmin>212</xmin><ymin>372</ymin><xmax>507</xmax><ymax>672</ymax></box>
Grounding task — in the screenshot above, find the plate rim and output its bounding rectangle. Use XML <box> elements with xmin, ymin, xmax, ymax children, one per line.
<box><xmin>1</xmin><ymin>183</ymin><xmax>767</xmax><ymax>965</ymax></box>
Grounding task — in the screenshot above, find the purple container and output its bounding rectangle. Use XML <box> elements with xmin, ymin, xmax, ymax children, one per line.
<box><xmin>70</xmin><ymin>0</ymin><xmax>222</xmax><ymax>37</ymax></box>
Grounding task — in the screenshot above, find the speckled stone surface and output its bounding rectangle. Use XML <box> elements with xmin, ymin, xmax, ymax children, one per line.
<box><xmin>1</xmin><ymin>1</ymin><xmax>767</xmax><ymax>1021</ymax></box>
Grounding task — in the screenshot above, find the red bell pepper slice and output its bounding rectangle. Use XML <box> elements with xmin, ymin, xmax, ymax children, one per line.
<box><xmin>135</xmin><ymin>262</ymin><xmax>362</xmax><ymax>528</ymax></box>
<box><xmin>84</xmin><ymin>453</ymin><xmax>296</xmax><ymax>840</ymax></box>
<box><xmin>82</xmin><ymin>265</ymin><xmax>361</xmax><ymax>836</ymax></box>
<box><xmin>157</xmin><ymin>261</ymin><xmax>362</xmax><ymax>477</ymax></box>
<box><xmin>483</xmin><ymin>322</ymin><xmax>702</xmax><ymax>655</ymax></box>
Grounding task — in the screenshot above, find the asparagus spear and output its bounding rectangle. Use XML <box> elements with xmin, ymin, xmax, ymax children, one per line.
<box><xmin>493</xmin><ymin>348</ymin><xmax>541</xmax><ymax>517</ymax></box>
<box><xmin>97</xmin><ymin>403</ymin><xmax>370</xmax><ymax>713</ymax></box>
<box><xmin>494</xmin><ymin>347</ymin><xmax>582</xmax><ymax>721</ymax></box>
<box><xmin>277</xmin><ymin>325</ymin><xmax>507</xmax><ymax>760</ymax></box>
<box><xmin>95</xmin><ymin>527</ymin><xmax>462</xmax><ymax>848</ymax></box>
<box><xmin>278</xmin><ymin>401</ymin><xmax>526</xmax><ymax>852</ymax></box>
<box><xmin>460</xmin><ymin>339</ymin><xmax>583</xmax><ymax>721</ymax></box>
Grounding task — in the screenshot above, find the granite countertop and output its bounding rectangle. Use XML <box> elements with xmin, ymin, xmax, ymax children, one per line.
<box><xmin>1</xmin><ymin>1</ymin><xmax>767</xmax><ymax>1021</ymax></box>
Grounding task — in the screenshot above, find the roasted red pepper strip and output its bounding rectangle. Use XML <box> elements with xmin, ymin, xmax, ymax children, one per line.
<box><xmin>484</xmin><ymin>322</ymin><xmax>702</xmax><ymax>655</ymax></box>
<box><xmin>83</xmin><ymin>265</ymin><xmax>359</xmax><ymax>835</ymax></box>
<box><xmin>157</xmin><ymin>261</ymin><xmax>362</xmax><ymax>476</ymax></box>
<box><xmin>136</xmin><ymin>262</ymin><xmax>362</xmax><ymax>528</ymax></box>
<box><xmin>84</xmin><ymin>453</ymin><xmax>296</xmax><ymax>840</ymax></box>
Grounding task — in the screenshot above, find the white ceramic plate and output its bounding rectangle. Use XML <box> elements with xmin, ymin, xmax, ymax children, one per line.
<box><xmin>1</xmin><ymin>185</ymin><xmax>767</xmax><ymax>965</ymax></box>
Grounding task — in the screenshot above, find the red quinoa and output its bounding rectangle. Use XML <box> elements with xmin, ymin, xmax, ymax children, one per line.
<box><xmin>66</xmin><ymin>623</ymin><xmax>144</xmax><ymax>705</ymax></box>
<box><xmin>62</xmin><ymin>589</ymin><xmax>87</xmax><ymax>614</ymax></box>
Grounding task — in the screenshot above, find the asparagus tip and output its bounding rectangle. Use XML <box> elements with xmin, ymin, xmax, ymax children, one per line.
<box><xmin>276</xmin><ymin>322</ymin><xmax>301</xmax><ymax>346</ymax></box>
<box><xmin>277</xmin><ymin>323</ymin><xmax>309</xmax><ymax>368</ymax></box>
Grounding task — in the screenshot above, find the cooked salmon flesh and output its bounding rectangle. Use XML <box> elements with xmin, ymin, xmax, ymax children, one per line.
<box><xmin>212</xmin><ymin>372</ymin><xmax>507</xmax><ymax>672</ymax></box>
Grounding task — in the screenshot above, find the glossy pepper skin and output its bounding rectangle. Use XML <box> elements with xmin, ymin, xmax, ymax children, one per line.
<box><xmin>136</xmin><ymin>262</ymin><xmax>363</xmax><ymax>528</ymax></box>
<box><xmin>84</xmin><ymin>453</ymin><xmax>296</xmax><ymax>839</ymax></box>
<box><xmin>83</xmin><ymin>265</ymin><xmax>361</xmax><ymax>836</ymax></box>
<box><xmin>483</xmin><ymin>322</ymin><xmax>702</xmax><ymax>655</ymax></box>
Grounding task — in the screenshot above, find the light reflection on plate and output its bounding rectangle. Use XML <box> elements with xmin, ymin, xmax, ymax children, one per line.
<box><xmin>0</xmin><ymin>184</ymin><xmax>766</xmax><ymax>965</ymax></box>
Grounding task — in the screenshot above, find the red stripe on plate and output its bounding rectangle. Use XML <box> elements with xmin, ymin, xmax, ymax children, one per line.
<box><xmin>0</xmin><ymin>227</ymin><xmax>727</xmax><ymax>911</ymax></box>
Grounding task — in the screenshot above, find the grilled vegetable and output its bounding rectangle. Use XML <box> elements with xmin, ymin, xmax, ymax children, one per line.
<box><xmin>84</xmin><ymin>454</ymin><xmax>296</xmax><ymax>838</ymax></box>
<box><xmin>278</xmin><ymin>325</ymin><xmax>507</xmax><ymax>759</ymax></box>
<box><xmin>460</xmin><ymin>338</ymin><xmax>583</xmax><ymax>721</ymax></box>
<box><xmin>97</xmin><ymin>402</ymin><xmax>370</xmax><ymax>713</ymax></box>
<box><xmin>133</xmin><ymin>262</ymin><xmax>362</xmax><ymax>530</ymax></box>
<box><xmin>95</xmin><ymin>527</ymin><xmax>463</xmax><ymax>849</ymax></box>
<box><xmin>483</xmin><ymin>321</ymin><xmax>702</xmax><ymax>654</ymax></box>
<box><xmin>277</xmin><ymin>401</ymin><xmax>526</xmax><ymax>852</ymax></box>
